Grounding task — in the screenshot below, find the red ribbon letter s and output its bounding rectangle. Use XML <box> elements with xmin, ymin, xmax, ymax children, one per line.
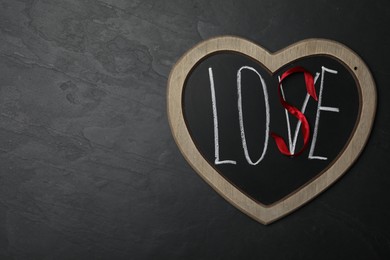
<box><xmin>271</xmin><ymin>66</ymin><xmax>318</xmax><ymax>157</ymax></box>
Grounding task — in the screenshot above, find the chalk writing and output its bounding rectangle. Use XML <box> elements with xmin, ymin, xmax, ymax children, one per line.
<box><xmin>209</xmin><ymin>65</ymin><xmax>340</xmax><ymax>165</ymax></box>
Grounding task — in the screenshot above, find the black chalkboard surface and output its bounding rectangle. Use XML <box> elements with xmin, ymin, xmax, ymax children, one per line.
<box><xmin>183</xmin><ymin>52</ymin><xmax>359</xmax><ymax>205</ymax></box>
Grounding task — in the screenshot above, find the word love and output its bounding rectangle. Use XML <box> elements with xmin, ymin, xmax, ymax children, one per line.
<box><xmin>209</xmin><ymin>65</ymin><xmax>340</xmax><ymax>166</ymax></box>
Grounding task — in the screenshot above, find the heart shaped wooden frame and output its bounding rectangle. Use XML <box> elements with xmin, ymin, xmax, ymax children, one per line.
<box><xmin>167</xmin><ymin>36</ymin><xmax>376</xmax><ymax>224</ymax></box>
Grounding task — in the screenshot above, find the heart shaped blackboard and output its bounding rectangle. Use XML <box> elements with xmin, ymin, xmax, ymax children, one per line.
<box><xmin>167</xmin><ymin>36</ymin><xmax>376</xmax><ymax>224</ymax></box>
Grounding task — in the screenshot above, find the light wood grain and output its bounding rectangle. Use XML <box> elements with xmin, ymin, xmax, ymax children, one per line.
<box><xmin>167</xmin><ymin>36</ymin><xmax>376</xmax><ymax>225</ymax></box>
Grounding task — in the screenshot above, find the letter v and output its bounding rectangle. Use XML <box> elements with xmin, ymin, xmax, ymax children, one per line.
<box><xmin>279</xmin><ymin>72</ymin><xmax>321</xmax><ymax>154</ymax></box>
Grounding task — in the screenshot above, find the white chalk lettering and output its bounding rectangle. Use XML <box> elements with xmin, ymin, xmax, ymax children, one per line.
<box><xmin>208</xmin><ymin>67</ymin><xmax>236</xmax><ymax>165</ymax></box>
<box><xmin>280</xmin><ymin>73</ymin><xmax>321</xmax><ymax>154</ymax></box>
<box><xmin>208</xmin><ymin>65</ymin><xmax>340</xmax><ymax>165</ymax></box>
<box><xmin>308</xmin><ymin>66</ymin><xmax>340</xmax><ymax>160</ymax></box>
<box><xmin>237</xmin><ymin>66</ymin><xmax>270</xmax><ymax>165</ymax></box>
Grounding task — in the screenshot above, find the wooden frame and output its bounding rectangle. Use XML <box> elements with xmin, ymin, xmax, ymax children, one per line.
<box><xmin>167</xmin><ymin>36</ymin><xmax>376</xmax><ymax>224</ymax></box>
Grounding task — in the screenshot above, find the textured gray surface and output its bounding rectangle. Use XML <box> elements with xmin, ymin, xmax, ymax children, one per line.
<box><xmin>0</xmin><ymin>0</ymin><xmax>389</xmax><ymax>259</ymax></box>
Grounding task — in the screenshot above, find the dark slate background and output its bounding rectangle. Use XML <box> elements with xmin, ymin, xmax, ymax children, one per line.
<box><xmin>0</xmin><ymin>0</ymin><xmax>389</xmax><ymax>259</ymax></box>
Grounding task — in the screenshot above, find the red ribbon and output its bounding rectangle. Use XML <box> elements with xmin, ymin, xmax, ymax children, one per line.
<box><xmin>271</xmin><ymin>66</ymin><xmax>318</xmax><ymax>157</ymax></box>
